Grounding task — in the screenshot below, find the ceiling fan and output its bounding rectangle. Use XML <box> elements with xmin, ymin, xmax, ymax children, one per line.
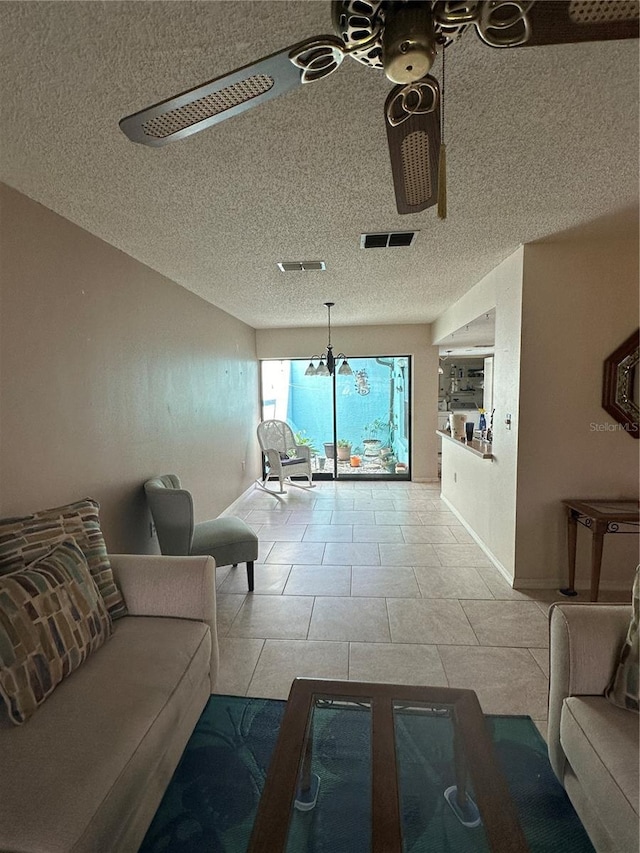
<box><xmin>119</xmin><ymin>1</ymin><xmax>639</xmax><ymax>217</ymax></box>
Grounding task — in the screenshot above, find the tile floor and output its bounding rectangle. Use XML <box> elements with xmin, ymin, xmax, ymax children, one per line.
<box><xmin>213</xmin><ymin>480</ymin><xmax>623</xmax><ymax>735</ymax></box>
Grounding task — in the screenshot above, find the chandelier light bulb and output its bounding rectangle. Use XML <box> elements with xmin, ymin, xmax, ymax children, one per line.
<box><xmin>306</xmin><ymin>302</ymin><xmax>349</xmax><ymax>378</ymax></box>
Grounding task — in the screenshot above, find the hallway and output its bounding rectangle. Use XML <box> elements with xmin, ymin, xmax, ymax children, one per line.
<box><xmin>215</xmin><ymin>480</ymin><xmax>570</xmax><ymax>736</ymax></box>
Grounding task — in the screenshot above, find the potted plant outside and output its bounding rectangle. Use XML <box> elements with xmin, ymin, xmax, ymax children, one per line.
<box><xmin>362</xmin><ymin>418</ymin><xmax>389</xmax><ymax>456</ymax></box>
<box><xmin>337</xmin><ymin>439</ymin><xmax>352</xmax><ymax>461</ymax></box>
<box><xmin>383</xmin><ymin>453</ymin><xmax>398</xmax><ymax>472</ymax></box>
<box><xmin>290</xmin><ymin>431</ymin><xmax>318</xmax><ymax>458</ymax></box>
<box><xmin>323</xmin><ymin>442</ymin><xmax>335</xmax><ymax>460</ymax></box>
<box><xmin>379</xmin><ymin>445</ymin><xmax>396</xmax><ymax>469</ymax></box>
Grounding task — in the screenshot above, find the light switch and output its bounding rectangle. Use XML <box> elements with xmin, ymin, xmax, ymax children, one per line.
<box><xmin>505</xmin><ymin>413</ymin><xmax>512</xmax><ymax>430</ymax></box>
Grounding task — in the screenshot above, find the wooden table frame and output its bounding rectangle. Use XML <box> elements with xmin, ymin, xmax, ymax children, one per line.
<box><xmin>247</xmin><ymin>678</ymin><xmax>528</xmax><ymax>853</ymax></box>
<box><xmin>562</xmin><ymin>499</ymin><xmax>640</xmax><ymax>601</ymax></box>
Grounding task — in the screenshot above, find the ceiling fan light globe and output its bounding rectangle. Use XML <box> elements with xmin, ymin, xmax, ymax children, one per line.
<box><xmin>338</xmin><ymin>360</ymin><xmax>353</xmax><ymax>376</ymax></box>
<box><xmin>317</xmin><ymin>361</ymin><xmax>330</xmax><ymax>377</ymax></box>
<box><xmin>305</xmin><ymin>362</ymin><xmax>317</xmax><ymax>376</ymax></box>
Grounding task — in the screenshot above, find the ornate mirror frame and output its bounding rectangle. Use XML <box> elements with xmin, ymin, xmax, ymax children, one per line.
<box><xmin>602</xmin><ymin>328</ymin><xmax>639</xmax><ymax>439</ymax></box>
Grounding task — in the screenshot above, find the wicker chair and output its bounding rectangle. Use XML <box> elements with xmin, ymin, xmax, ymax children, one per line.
<box><xmin>256</xmin><ymin>420</ymin><xmax>315</xmax><ymax>494</ymax></box>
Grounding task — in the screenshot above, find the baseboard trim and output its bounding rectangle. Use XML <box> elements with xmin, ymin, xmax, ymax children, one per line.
<box><xmin>439</xmin><ymin>495</ymin><xmax>514</xmax><ymax>585</ymax></box>
<box><xmin>439</xmin><ymin>495</ymin><xmax>632</xmax><ymax>593</ymax></box>
<box><xmin>509</xmin><ymin>577</ymin><xmax>561</xmax><ymax>590</ymax></box>
<box><xmin>219</xmin><ymin>483</ymin><xmax>262</xmax><ymax>517</ymax></box>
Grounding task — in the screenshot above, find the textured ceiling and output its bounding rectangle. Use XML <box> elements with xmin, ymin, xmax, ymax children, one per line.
<box><xmin>0</xmin><ymin>1</ymin><xmax>638</xmax><ymax>329</ymax></box>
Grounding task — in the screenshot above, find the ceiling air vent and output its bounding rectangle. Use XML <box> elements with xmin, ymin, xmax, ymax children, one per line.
<box><xmin>360</xmin><ymin>231</ymin><xmax>417</xmax><ymax>249</ymax></box>
<box><xmin>277</xmin><ymin>260</ymin><xmax>326</xmax><ymax>272</ymax></box>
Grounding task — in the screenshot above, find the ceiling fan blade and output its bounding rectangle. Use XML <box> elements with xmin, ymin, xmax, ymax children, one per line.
<box><xmin>470</xmin><ymin>1</ymin><xmax>638</xmax><ymax>49</ymax></box>
<box><xmin>385</xmin><ymin>76</ymin><xmax>441</xmax><ymax>215</ymax></box>
<box><xmin>119</xmin><ymin>36</ymin><xmax>346</xmax><ymax>147</ymax></box>
<box><xmin>525</xmin><ymin>0</ymin><xmax>639</xmax><ymax>46</ymax></box>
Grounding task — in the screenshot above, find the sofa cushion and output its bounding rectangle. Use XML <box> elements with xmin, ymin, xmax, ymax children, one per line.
<box><xmin>561</xmin><ymin>695</ymin><xmax>639</xmax><ymax>852</ymax></box>
<box><xmin>0</xmin><ymin>538</ymin><xmax>112</xmax><ymax>724</ymax></box>
<box><xmin>606</xmin><ymin>566</ymin><xmax>639</xmax><ymax>712</ymax></box>
<box><xmin>0</xmin><ymin>615</ymin><xmax>211</xmax><ymax>853</ymax></box>
<box><xmin>0</xmin><ymin>498</ymin><xmax>127</xmax><ymax>619</ymax></box>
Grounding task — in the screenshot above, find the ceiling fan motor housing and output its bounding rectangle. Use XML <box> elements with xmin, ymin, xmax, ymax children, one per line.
<box><xmin>332</xmin><ymin>1</ymin><xmax>442</xmax><ymax>84</ymax></box>
<box><xmin>382</xmin><ymin>3</ymin><xmax>438</xmax><ymax>83</ymax></box>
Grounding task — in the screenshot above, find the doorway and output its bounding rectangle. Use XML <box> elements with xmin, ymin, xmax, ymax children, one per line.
<box><xmin>260</xmin><ymin>357</ymin><xmax>411</xmax><ymax>480</ymax></box>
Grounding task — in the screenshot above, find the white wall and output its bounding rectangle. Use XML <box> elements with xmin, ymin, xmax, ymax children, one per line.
<box><xmin>432</xmin><ymin>269</ymin><xmax>501</xmax><ymax>343</ymax></box>
<box><xmin>256</xmin><ymin>324</ymin><xmax>438</xmax><ymax>481</ymax></box>
<box><xmin>434</xmin><ymin>236</ymin><xmax>639</xmax><ymax>593</ymax></box>
<box><xmin>435</xmin><ymin>249</ymin><xmax>524</xmax><ymax>578</ymax></box>
<box><xmin>515</xmin><ymin>237</ymin><xmax>639</xmax><ymax>590</ymax></box>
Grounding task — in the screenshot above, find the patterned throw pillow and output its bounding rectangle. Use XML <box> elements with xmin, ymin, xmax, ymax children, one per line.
<box><xmin>0</xmin><ymin>538</ymin><xmax>113</xmax><ymax>724</ymax></box>
<box><xmin>605</xmin><ymin>566</ymin><xmax>639</xmax><ymax>712</ymax></box>
<box><xmin>0</xmin><ymin>498</ymin><xmax>126</xmax><ymax>619</ymax></box>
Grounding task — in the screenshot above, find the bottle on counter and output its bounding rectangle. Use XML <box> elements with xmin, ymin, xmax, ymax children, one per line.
<box><xmin>478</xmin><ymin>411</ymin><xmax>487</xmax><ymax>438</ymax></box>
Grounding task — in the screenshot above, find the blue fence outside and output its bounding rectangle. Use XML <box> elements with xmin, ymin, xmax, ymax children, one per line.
<box><xmin>287</xmin><ymin>357</ymin><xmax>407</xmax><ymax>460</ymax></box>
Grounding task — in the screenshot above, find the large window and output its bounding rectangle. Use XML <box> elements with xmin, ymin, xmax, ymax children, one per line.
<box><xmin>260</xmin><ymin>357</ymin><xmax>411</xmax><ymax>479</ymax></box>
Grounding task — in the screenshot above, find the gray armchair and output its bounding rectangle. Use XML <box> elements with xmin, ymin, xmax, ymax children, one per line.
<box><xmin>144</xmin><ymin>474</ymin><xmax>258</xmax><ymax>591</ymax></box>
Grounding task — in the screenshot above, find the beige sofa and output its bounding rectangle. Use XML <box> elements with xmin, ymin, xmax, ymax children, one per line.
<box><xmin>0</xmin><ymin>553</ymin><xmax>218</xmax><ymax>853</ymax></box>
<box><xmin>548</xmin><ymin>603</ymin><xmax>639</xmax><ymax>853</ymax></box>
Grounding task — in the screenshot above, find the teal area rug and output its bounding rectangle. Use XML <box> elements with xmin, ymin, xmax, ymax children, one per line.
<box><xmin>139</xmin><ymin>694</ymin><xmax>594</xmax><ymax>853</ymax></box>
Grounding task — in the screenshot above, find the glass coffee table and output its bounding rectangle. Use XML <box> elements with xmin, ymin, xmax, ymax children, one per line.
<box><xmin>248</xmin><ymin>678</ymin><xmax>529</xmax><ymax>852</ymax></box>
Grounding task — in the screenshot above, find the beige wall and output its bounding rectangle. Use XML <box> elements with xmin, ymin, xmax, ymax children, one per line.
<box><xmin>0</xmin><ymin>184</ymin><xmax>260</xmax><ymax>554</ymax></box>
<box><xmin>516</xmin><ymin>237</ymin><xmax>640</xmax><ymax>589</ymax></box>
<box><xmin>434</xmin><ymin>237</ymin><xmax>639</xmax><ymax>592</ymax></box>
<box><xmin>435</xmin><ymin>249</ymin><xmax>524</xmax><ymax>578</ymax></box>
<box><xmin>257</xmin><ymin>324</ymin><xmax>439</xmax><ymax>481</ymax></box>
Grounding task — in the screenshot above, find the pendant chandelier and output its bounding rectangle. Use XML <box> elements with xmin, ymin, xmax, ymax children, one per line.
<box><xmin>304</xmin><ymin>302</ymin><xmax>353</xmax><ymax>377</ymax></box>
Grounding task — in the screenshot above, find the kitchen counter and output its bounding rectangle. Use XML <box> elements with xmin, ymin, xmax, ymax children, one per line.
<box><xmin>436</xmin><ymin>429</ymin><xmax>493</xmax><ymax>460</ymax></box>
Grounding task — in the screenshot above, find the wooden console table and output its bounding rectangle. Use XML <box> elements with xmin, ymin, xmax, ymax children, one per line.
<box><xmin>561</xmin><ymin>498</ymin><xmax>640</xmax><ymax>601</ymax></box>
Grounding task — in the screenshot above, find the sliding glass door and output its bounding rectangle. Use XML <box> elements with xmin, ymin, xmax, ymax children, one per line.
<box><xmin>260</xmin><ymin>356</ymin><xmax>411</xmax><ymax>480</ymax></box>
<box><xmin>260</xmin><ymin>360</ymin><xmax>333</xmax><ymax>475</ymax></box>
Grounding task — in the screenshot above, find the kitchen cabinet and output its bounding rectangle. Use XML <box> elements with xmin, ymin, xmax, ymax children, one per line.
<box><xmin>438</xmin><ymin>358</ymin><xmax>485</xmax><ymax>412</ymax></box>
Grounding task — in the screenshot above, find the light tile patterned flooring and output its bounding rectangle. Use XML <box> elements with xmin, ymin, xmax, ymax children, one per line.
<box><xmin>213</xmin><ymin>480</ymin><xmax>578</xmax><ymax>732</ymax></box>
